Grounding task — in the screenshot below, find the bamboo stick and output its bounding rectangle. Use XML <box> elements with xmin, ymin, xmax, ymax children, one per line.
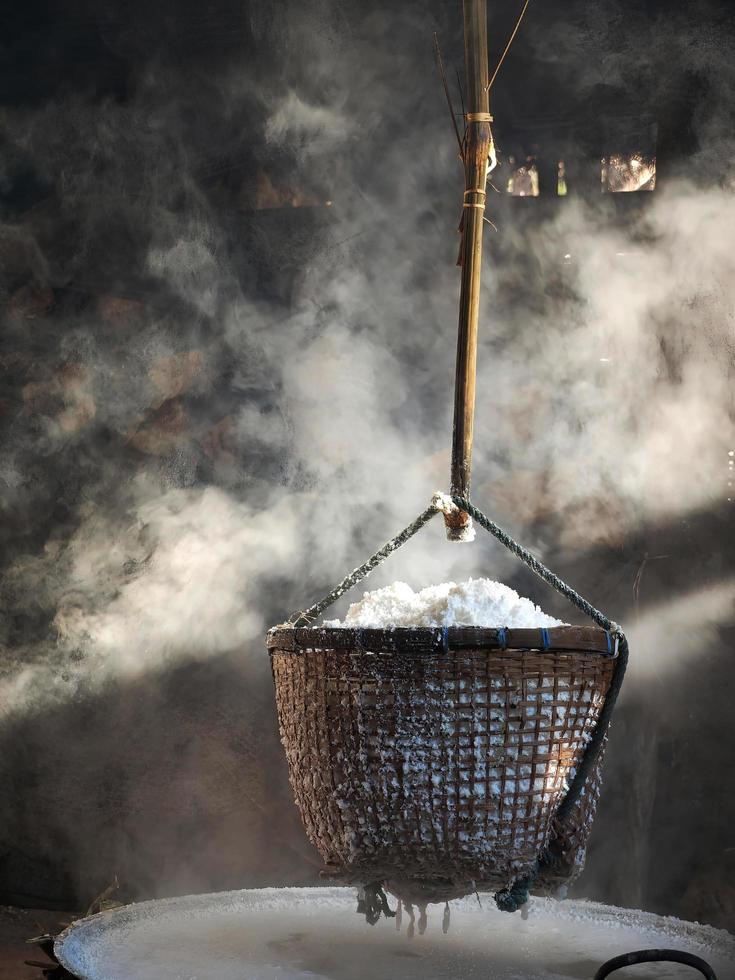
<box><xmin>445</xmin><ymin>0</ymin><xmax>493</xmax><ymax>541</ymax></box>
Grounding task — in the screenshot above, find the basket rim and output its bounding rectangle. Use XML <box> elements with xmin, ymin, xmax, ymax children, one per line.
<box><xmin>267</xmin><ymin>624</ymin><xmax>617</xmax><ymax>656</ymax></box>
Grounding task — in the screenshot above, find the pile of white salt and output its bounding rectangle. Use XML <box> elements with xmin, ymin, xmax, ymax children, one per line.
<box><xmin>324</xmin><ymin>578</ymin><xmax>565</xmax><ymax>628</ymax></box>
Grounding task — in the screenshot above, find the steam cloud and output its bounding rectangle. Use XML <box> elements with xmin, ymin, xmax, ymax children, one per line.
<box><xmin>0</xmin><ymin>0</ymin><xmax>732</xmax><ymax>917</ymax></box>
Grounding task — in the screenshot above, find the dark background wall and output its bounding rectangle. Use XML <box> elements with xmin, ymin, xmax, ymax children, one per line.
<box><xmin>1</xmin><ymin>0</ymin><xmax>733</xmax><ymax>930</ymax></box>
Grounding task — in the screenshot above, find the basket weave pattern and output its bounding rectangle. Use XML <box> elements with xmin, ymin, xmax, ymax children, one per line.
<box><xmin>268</xmin><ymin>626</ymin><xmax>616</xmax><ymax>891</ymax></box>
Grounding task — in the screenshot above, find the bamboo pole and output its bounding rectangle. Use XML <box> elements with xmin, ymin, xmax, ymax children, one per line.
<box><xmin>445</xmin><ymin>0</ymin><xmax>493</xmax><ymax>540</ymax></box>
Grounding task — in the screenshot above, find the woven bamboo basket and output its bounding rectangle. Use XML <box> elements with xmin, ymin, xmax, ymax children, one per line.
<box><xmin>268</xmin><ymin>623</ymin><xmax>618</xmax><ymax>904</ymax></box>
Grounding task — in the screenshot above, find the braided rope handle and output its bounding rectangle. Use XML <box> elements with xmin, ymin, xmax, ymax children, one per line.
<box><xmin>283</xmin><ymin>502</ymin><xmax>440</xmax><ymax>627</ymax></box>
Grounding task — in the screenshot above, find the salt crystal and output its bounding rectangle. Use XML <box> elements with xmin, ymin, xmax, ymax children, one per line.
<box><xmin>324</xmin><ymin>578</ymin><xmax>565</xmax><ymax>628</ymax></box>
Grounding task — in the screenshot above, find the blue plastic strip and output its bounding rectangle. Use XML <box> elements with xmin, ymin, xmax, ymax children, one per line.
<box><xmin>497</xmin><ymin>627</ymin><xmax>507</xmax><ymax>649</ymax></box>
<box><xmin>441</xmin><ymin>625</ymin><xmax>450</xmax><ymax>654</ymax></box>
<box><xmin>540</xmin><ymin>628</ymin><xmax>550</xmax><ymax>650</ymax></box>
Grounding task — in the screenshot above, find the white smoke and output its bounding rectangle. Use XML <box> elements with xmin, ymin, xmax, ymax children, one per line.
<box><xmin>475</xmin><ymin>183</ymin><xmax>734</xmax><ymax>548</ymax></box>
<box><xmin>1</xmin><ymin>0</ymin><xmax>733</xmax><ymax>724</ymax></box>
<box><xmin>626</xmin><ymin>579</ymin><xmax>735</xmax><ymax>679</ymax></box>
<box><xmin>54</xmin><ymin>488</ymin><xmax>303</xmax><ymax>667</ymax></box>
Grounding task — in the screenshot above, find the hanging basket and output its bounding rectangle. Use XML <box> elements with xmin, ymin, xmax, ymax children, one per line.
<box><xmin>268</xmin><ymin>622</ymin><xmax>619</xmax><ymax>904</ymax></box>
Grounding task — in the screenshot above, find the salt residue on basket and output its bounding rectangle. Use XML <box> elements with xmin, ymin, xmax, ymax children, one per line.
<box><xmin>323</xmin><ymin>577</ymin><xmax>566</xmax><ymax>628</ymax></box>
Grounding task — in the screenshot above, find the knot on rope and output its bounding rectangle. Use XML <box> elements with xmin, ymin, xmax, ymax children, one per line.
<box><xmin>432</xmin><ymin>490</ymin><xmax>476</xmax><ymax>541</ymax></box>
<box><xmin>358</xmin><ymin>883</ymin><xmax>396</xmax><ymax>926</ymax></box>
<box><xmin>430</xmin><ymin>491</ymin><xmax>457</xmax><ymax>515</ymax></box>
<box><xmin>494</xmin><ymin>862</ymin><xmax>538</xmax><ymax>913</ymax></box>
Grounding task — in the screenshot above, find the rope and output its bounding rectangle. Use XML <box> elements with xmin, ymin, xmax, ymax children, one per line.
<box><xmin>451</xmin><ymin>497</ymin><xmax>621</xmax><ymax>633</ymax></box>
<box><xmin>283</xmin><ymin>492</ymin><xmax>628</xmax><ymax>914</ymax></box>
<box><xmin>284</xmin><ymin>504</ymin><xmax>439</xmax><ymax>627</ymax></box>
<box><xmin>450</xmin><ymin>497</ymin><xmax>629</xmax><ymax>911</ymax></box>
<box><xmin>358</xmin><ymin>883</ymin><xmax>396</xmax><ymax>926</ymax></box>
<box><xmin>463</xmin><ymin>188</ymin><xmax>488</xmax><ymax>209</ymax></box>
<box><xmin>493</xmin><ymin>861</ymin><xmax>538</xmax><ymax>914</ymax></box>
<box><xmin>486</xmin><ymin>0</ymin><xmax>532</xmax><ymax>92</ymax></box>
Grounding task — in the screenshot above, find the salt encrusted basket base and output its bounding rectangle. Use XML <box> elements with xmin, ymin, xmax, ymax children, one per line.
<box><xmin>268</xmin><ymin>626</ymin><xmax>617</xmax><ymax>905</ymax></box>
